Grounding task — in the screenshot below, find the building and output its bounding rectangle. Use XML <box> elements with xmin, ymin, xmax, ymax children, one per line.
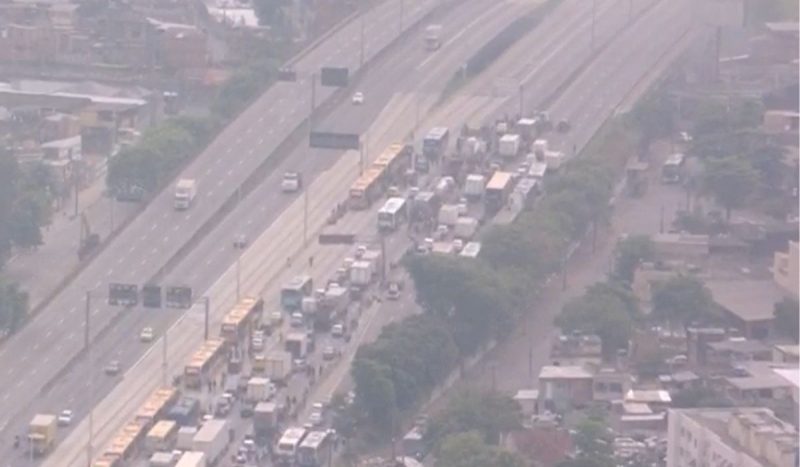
<box><xmin>593</xmin><ymin>367</ymin><xmax>633</xmax><ymax>403</ymax></box>
<box><xmin>720</xmin><ymin>361</ymin><xmax>795</xmax><ymax>406</ymax></box>
<box><xmin>773</xmin><ymin>345</ymin><xmax>799</xmax><ymax>364</ymax></box>
<box><xmin>773</xmin><ymin>368</ymin><xmax>799</xmax><ymax>427</ymax></box>
<box><xmin>772</xmin><ymin>241</ymin><xmax>799</xmax><ymax>297</ymax></box>
<box><xmin>707</xmin><ymin>338</ymin><xmax>773</xmax><ymax>367</ymax></box>
<box><xmin>538</xmin><ymin>365</ymin><xmax>594</xmax><ymax>412</ymax></box>
<box><xmin>707</xmin><ymin>279</ymin><xmax>787</xmax><ymax>339</ymax></box>
<box><xmin>667</xmin><ymin>407</ymin><xmax>798</xmax><ymax>467</ymax></box>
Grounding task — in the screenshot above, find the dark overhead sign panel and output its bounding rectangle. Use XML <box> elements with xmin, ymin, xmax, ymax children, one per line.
<box><xmin>309</xmin><ymin>131</ymin><xmax>360</xmax><ymax>150</ymax></box>
<box><xmin>165</xmin><ymin>286</ymin><xmax>193</xmax><ymax>309</ymax></box>
<box><xmin>141</xmin><ymin>284</ymin><xmax>162</xmax><ymax>309</ymax></box>
<box><xmin>320</xmin><ymin>67</ymin><xmax>349</xmax><ymax>87</ymax></box>
<box><xmin>278</xmin><ymin>68</ymin><xmax>297</xmax><ymax>82</ymax></box>
<box><xmin>108</xmin><ymin>283</ymin><xmax>138</xmax><ymax>307</ymax></box>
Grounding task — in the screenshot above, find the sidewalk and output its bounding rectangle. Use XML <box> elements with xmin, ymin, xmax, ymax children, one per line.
<box><xmin>4</xmin><ymin>175</ymin><xmax>139</xmax><ymax>312</ymax></box>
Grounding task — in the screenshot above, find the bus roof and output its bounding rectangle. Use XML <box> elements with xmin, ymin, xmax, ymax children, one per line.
<box><xmin>486</xmin><ymin>171</ymin><xmax>514</xmax><ymax>190</ymax></box>
<box><xmin>136</xmin><ymin>387</ymin><xmax>178</xmax><ymax>421</ymax></box>
<box><xmin>279</xmin><ymin>427</ymin><xmax>307</xmax><ymax>444</ymax></box>
<box><xmin>424</xmin><ymin>126</ymin><xmax>449</xmax><ymax>140</ymax></box>
<box><xmin>147</xmin><ymin>420</ymin><xmax>177</xmax><ymax>439</ymax></box>
<box><xmin>283</xmin><ymin>275</ymin><xmax>311</xmax><ymax>290</ymax></box>
<box><xmin>664</xmin><ymin>153</ymin><xmax>685</xmax><ymax>165</ymax></box>
<box><xmin>372</xmin><ymin>143</ymin><xmax>407</xmax><ymax>169</ymax></box>
<box><xmin>350</xmin><ymin>167</ymin><xmax>384</xmax><ymax>192</ymax></box>
<box><xmin>299</xmin><ymin>430</ymin><xmax>329</xmax><ymax>449</ymax></box>
<box><xmin>186</xmin><ymin>339</ymin><xmax>225</xmax><ymax>369</ymax></box>
<box><xmin>380</xmin><ymin>197</ymin><xmax>406</xmax><ymax>213</ymax></box>
<box><xmin>222</xmin><ymin>297</ymin><xmax>262</xmax><ymax>328</ymax></box>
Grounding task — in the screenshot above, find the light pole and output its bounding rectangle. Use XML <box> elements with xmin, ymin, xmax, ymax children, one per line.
<box><xmin>518</xmin><ymin>83</ymin><xmax>525</xmax><ymax>116</ymax></box>
<box><xmin>590</xmin><ymin>0</ymin><xmax>597</xmax><ymax>52</ymax></box>
<box><xmin>359</xmin><ymin>7</ymin><xmax>366</xmax><ymax>68</ymax></box>
<box><xmin>84</xmin><ymin>291</ymin><xmax>94</xmax><ymax>466</ymax></box>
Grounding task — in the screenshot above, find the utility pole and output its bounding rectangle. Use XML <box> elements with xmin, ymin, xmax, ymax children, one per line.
<box><xmin>203</xmin><ymin>297</ymin><xmax>210</xmax><ymax>341</ymax></box>
<box><xmin>84</xmin><ymin>291</ymin><xmax>94</xmax><ymax>466</ymax></box>
<box><xmin>359</xmin><ymin>7</ymin><xmax>366</xmax><ymax>68</ymax></box>
<box><xmin>518</xmin><ymin>83</ymin><xmax>524</xmax><ymax>116</ymax></box>
<box><xmin>162</xmin><ymin>326</ymin><xmax>168</xmax><ymax>387</ymax></box>
<box><xmin>236</xmin><ymin>255</ymin><xmax>242</xmax><ymax>301</ymax></box>
<box><xmin>590</xmin><ymin>0</ymin><xmax>597</xmax><ymax>52</ymax></box>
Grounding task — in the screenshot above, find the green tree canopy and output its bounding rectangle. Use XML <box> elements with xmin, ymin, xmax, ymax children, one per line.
<box><xmin>613</xmin><ymin>235</ymin><xmax>654</xmax><ymax>283</ymax></box>
<box><xmin>426</xmin><ymin>392</ymin><xmax>522</xmax><ymax>448</ymax></box>
<box><xmin>651</xmin><ymin>274</ymin><xmax>715</xmax><ymax>330</ymax></box>
<box><xmin>435</xmin><ymin>432</ymin><xmax>524</xmax><ymax>467</ymax></box>
<box><xmin>702</xmin><ymin>156</ymin><xmax>758</xmax><ymax>220</ymax></box>
<box><xmin>556</xmin><ymin>281</ymin><xmax>639</xmax><ymax>357</ymax></box>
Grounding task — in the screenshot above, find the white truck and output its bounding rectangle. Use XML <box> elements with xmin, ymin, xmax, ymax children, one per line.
<box><xmin>175</xmin><ymin>451</ymin><xmax>207</xmax><ymax>467</ymax></box>
<box><xmin>544</xmin><ymin>150</ymin><xmax>565</xmax><ymax>170</ymax></box>
<box><xmin>464</xmin><ymin>174</ymin><xmax>486</xmax><ymax>200</ymax></box>
<box><xmin>349</xmin><ymin>261</ymin><xmax>372</xmax><ymax>288</ymax></box>
<box><xmin>247</xmin><ymin>377</ymin><xmax>275</xmax><ymax>403</ymax></box>
<box><xmin>533</xmin><ymin>139</ymin><xmax>548</xmax><ymax>158</ymax></box>
<box><xmin>174</xmin><ymin>178</ymin><xmax>197</xmax><ymax>210</ymax></box>
<box><xmin>498</xmin><ymin>134</ymin><xmax>521</xmax><ymax>158</ymax></box>
<box><xmin>265</xmin><ymin>351</ymin><xmax>293</xmax><ymax>384</ymax></box>
<box><xmin>192</xmin><ymin>419</ymin><xmax>228</xmax><ymax>465</ymax></box>
<box><xmin>424</xmin><ymin>24</ymin><xmax>442</xmax><ymax>50</ymax></box>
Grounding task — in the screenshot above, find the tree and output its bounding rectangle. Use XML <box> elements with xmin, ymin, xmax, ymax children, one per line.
<box><xmin>351</xmin><ymin>358</ymin><xmax>397</xmax><ymax>436</ymax></box>
<box><xmin>426</xmin><ymin>392</ymin><xmax>522</xmax><ymax>449</ymax></box>
<box><xmin>560</xmin><ymin>419</ymin><xmax>615</xmax><ymax>467</ymax></box>
<box><xmin>0</xmin><ymin>280</ymin><xmax>28</xmax><ymax>332</ymax></box>
<box><xmin>252</xmin><ymin>0</ymin><xmax>291</xmax><ymax>34</ymax></box>
<box><xmin>435</xmin><ymin>432</ymin><xmax>524</xmax><ymax>467</ymax></box>
<box><xmin>773</xmin><ymin>297</ymin><xmax>799</xmax><ymax>343</ymax></box>
<box><xmin>651</xmin><ymin>274</ymin><xmax>714</xmax><ymax>330</ymax></box>
<box><xmin>556</xmin><ymin>281</ymin><xmax>639</xmax><ymax>357</ymax></box>
<box><xmin>613</xmin><ymin>235</ymin><xmax>654</xmax><ymax>283</ymax></box>
<box><xmin>629</xmin><ymin>88</ymin><xmax>676</xmax><ymax>154</ymax></box>
<box><xmin>702</xmin><ymin>156</ymin><xmax>758</xmax><ymax>220</ymax></box>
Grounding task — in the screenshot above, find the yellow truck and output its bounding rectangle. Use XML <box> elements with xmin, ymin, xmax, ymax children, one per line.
<box><xmin>29</xmin><ymin>413</ymin><xmax>57</xmax><ymax>456</ymax></box>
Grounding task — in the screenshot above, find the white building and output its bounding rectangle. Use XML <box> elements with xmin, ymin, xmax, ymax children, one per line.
<box><xmin>667</xmin><ymin>407</ymin><xmax>798</xmax><ymax>467</ymax></box>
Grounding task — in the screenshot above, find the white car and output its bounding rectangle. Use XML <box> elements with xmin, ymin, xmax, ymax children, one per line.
<box><xmin>331</xmin><ymin>323</ymin><xmax>344</xmax><ymax>338</ymax></box>
<box><xmin>281</xmin><ymin>171</ymin><xmax>302</xmax><ymax>193</ymax></box>
<box><xmin>323</xmin><ymin>346</ymin><xmax>337</xmax><ymax>361</ymax></box>
<box><xmin>308</xmin><ymin>411</ymin><xmax>323</xmax><ymax>427</ymax></box>
<box><xmin>139</xmin><ymin>327</ymin><xmax>154</xmax><ymax>342</ymax></box>
<box><xmin>58</xmin><ymin>409</ymin><xmax>73</xmax><ymax>426</ymax></box>
<box><xmin>352</xmin><ymin>92</ymin><xmax>364</xmax><ymax>105</ymax></box>
<box><xmin>251</xmin><ymin>337</ymin><xmax>264</xmax><ymax>352</ymax></box>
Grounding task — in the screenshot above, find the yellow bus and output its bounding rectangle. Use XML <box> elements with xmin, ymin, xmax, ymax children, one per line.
<box><xmin>485</xmin><ymin>171</ymin><xmax>515</xmax><ymax>212</ymax></box>
<box><xmin>371</xmin><ymin>143</ymin><xmax>410</xmax><ymax>180</ymax></box>
<box><xmin>104</xmin><ymin>419</ymin><xmax>147</xmax><ymax>462</ymax></box>
<box><xmin>184</xmin><ymin>339</ymin><xmax>225</xmax><ymax>389</ymax></box>
<box><xmin>348</xmin><ymin>167</ymin><xmax>385</xmax><ymax>210</ymax></box>
<box><xmin>220</xmin><ymin>296</ymin><xmax>264</xmax><ymax>343</ymax></box>
<box><xmin>135</xmin><ymin>387</ymin><xmax>179</xmax><ymax>427</ymax></box>
<box><xmin>145</xmin><ymin>420</ymin><xmax>178</xmax><ymax>452</ymax></box>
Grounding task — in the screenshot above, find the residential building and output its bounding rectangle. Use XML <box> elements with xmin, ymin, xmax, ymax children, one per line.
<box><xmin>773</xmin><ymin>345</ymin><xmax>799</xmax><ymax>364</ymax></box>
<box><xmin>538</xmin><ymin>365</ymin><xmax>594</xmax><ymax>412</ymax></box>
<box><xmin>593</xmin><ymin>367</ymin><xmax>633</xmax><ymax>402</ymax></box>
<box><xmin>667</xmin><ymin>407</ymin><xmax>798</xmax><ymax>467</ymax></box>
<box><xmin>707</xmin><ymin>338</ymin><xmax>773</xmax><ymax>367</ymax></box>
<box><xmin>720</xmin><ymin>361</ymin><xmax>795</xmax><ymax>406</ymax></box>
<box><xmin>773</xmin><ymin>368</ymin><xmax>799</xmax><ymax>427</ymax></box>
<box><xmin>772</xmin><ymin>241</ymin><xmax>799</xmax><ymax>297</ymax></box>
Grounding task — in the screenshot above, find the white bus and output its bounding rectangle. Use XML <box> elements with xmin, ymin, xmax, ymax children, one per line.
<box><xmin>377</xmin><ymin>197</ymin><xmax>408</xmax><ymax>231</ymax></box>
<box><xmin>275</xmin><ymin>427</ymin><xmax>308</xmax><ymax>464</ymax></box>
<box><xmin>423</xmin><ymin>127</ymin><xmax>449</xmax><ymax>160</ymax></box>
<box><xmin>297</xmin><ymin>430</ymin><xmax>334</xmax><ymax>466</ymax></box>
<box><xmin>661</xmin><ymin>153</ymin><xmax>685</xmax><ymax>184</ymax></box>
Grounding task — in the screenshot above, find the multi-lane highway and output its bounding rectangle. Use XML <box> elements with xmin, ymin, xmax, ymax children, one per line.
<box><xmin>0</xmin><ymin>0</ymin><xmax>444</xmax><ymax>455</ymax></box>
<box><xmin>21</xmin><ymin>0</ymin><xmax>550</xmax><ymax>464</ymax></box>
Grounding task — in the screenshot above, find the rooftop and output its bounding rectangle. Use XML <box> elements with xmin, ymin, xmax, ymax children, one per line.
<box><xmin>773</xmin><ymin>368</ymin><xmax>800</xmax><ymax>389</ymax></box>
<box><xmin>539</xmin><ymin>365</ymin><xmax>593</xmax><ymax>380</ymax></box>
<box><xmin>625</xmin><ymin>389</ymin><xmax>672</xmax><ymax>404</ymax></box>
<box><xmin>706</xmin><ymin>279</ymin><xmax>787</xmax><ymax>322</ymax></box>
<box><xmin>708</xmin><ymin>338</ymin><xmax>771</xmax><ymax>354</ymax></box>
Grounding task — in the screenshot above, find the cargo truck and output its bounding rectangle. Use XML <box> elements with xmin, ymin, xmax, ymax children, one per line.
<box><xmin>464</xmin><ymin>174</ymin><xmax>486</xmax><ymax>200</ymax></box>
<box><xmin>174</xmin><ymin>178</ymin><xmax>197</xmax><ymax>210</ymax></box>
<box><xmin>254</xmin><ymin>402</ymin><xmax>279</xmax><ymax>438</ymax></box>
<box><xmin>246</xmin><ymin>377</ymin><xmax>276</xmax><ymax>403</ymax></box>
<box><xmin>192</xmin><ymin>419</ymin><xmax>228</xmax><ymax>465</ymax></box>
<box><xmin>544</xmin><ymin>150</ymin><xmax>565</xmax><ymax>170</ymax></box>
<box><xmin>175</xmin><ymin>451</ymin><xmax>207</xmax><ymax>467</ymax></box>
<box><xmin>498</xmin><ymin>134</ymin><xmax>521</xmax><ymax>158</ymax></box>
<box><xmin>265</xmin><ymin>351</ymin><xmax>293</xmax><ymax>385</ymax></box>
<box><xmin>28</xmin><ymin>414</ymin><xmax>57</xmax><ymax>456</ymax></box>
